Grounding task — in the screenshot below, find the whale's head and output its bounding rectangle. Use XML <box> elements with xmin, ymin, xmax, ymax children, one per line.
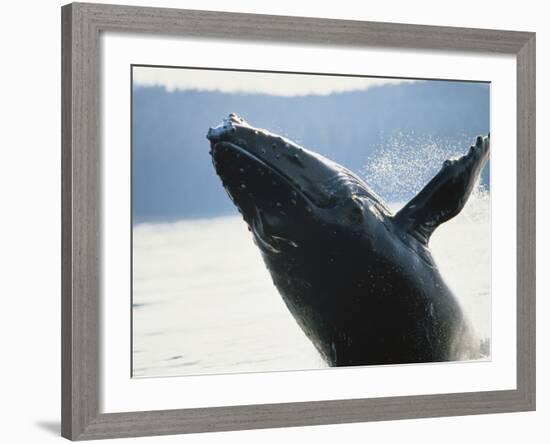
<box><xmin>207</xmin><ymin>114</ymin><xmax>388</xmax><ymax>256</ymax></box>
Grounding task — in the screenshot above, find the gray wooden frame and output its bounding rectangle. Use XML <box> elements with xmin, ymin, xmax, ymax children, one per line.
<box><xmin>61</xmin><ymin>2</ymin><xmax>536</xmax><ymax>440</ymax></box>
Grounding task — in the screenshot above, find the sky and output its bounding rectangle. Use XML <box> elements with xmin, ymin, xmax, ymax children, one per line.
<box><xmin>132</xmin><ymin>66</ymin><xmax>416</xmax><ymax>97</ymax></box>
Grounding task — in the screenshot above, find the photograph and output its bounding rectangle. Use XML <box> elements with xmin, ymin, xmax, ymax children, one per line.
<box><xmin>131</xmin><ymin>66</ymin><xmax>491</xmax><ymax>378</ymax></box>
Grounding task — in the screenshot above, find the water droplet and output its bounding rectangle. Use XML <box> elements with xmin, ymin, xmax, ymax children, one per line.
<box><xmin>275</xmin><ymin>154</ymin><xmax>280</xmax><ymax>159</ymax></box>
<box><xmin>239</xmin><ymin>168</ymin><xmax>244</xmax><ymax>173</ymax></box>
<box><xmin>260</xmin><ymin>148</ymin><xmax>266</xmax><ymax>154</ymax></box>
<box><xmin>291</xmin><ymin>190</ymin><xmax>297</xmax><ymax>197</ymax></box>
<box><xmin>290</xmin><ymin>199</ymin><xmax>296</xmax><ymax>205</ymax></box>
<box><xmin>240</xmin><ymin>184</ymin><xmax>247</xmax><ymax>189</ymax></box>
<box><xmin>305</xmin><ymin>207</ymin><xmax>312</xmax><ymax>213</ymax></box>
<box><xmin>276</xmin><ymin>202</ymin><xmax>282</xmax><ymax>207</ymax></box>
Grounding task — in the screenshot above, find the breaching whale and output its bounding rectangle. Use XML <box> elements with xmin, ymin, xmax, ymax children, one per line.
<box><xmin>207</xmin><ymin>113</ymin><xmax>490</xmax><ymax>366</ymax></box>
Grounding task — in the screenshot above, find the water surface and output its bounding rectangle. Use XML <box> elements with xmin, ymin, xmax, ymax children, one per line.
<box><xmin>132</xmin><ymin>193</ymin><xmax>491</xmax><ymax>378</ymax></box>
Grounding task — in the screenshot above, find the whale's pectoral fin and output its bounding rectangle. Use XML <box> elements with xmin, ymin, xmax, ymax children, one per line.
<box><xmin>393</xmin><ymin>134</ymin><xmax>490</xmax><ymax>244</ymax></box>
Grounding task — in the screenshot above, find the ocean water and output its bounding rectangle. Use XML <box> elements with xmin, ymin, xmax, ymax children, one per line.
<box><xmin>132</xmin><ymin>192</ymin><xmax>491</xmax><ymax>378</ymax></box>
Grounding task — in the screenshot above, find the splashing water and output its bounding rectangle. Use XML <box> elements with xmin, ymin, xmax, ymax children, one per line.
<box><xmin>362</xmin><ymin>131</ymin><xmax>486</xmax><ymax>203</ymax></box>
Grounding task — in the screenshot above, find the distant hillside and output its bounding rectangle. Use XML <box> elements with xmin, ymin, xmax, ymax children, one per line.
<box><xmin>132</xmin><ymin>81</ymin><xmax>490</xmax><ymax>223</ymax></box>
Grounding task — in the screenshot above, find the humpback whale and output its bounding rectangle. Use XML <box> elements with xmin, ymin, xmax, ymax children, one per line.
<box><xmin>207</xmin><ymin>113</ymin><xmax>490</xmax><ymax>366</ymax></box>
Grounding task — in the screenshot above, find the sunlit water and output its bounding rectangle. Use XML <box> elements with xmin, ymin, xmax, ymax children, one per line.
<box><xmin>132</xmin><ymin>192</ymin><xmax>490</xmax><ymax>378</ymax></box>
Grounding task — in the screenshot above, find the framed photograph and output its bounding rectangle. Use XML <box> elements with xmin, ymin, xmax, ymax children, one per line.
<box><xmin>61</xmin><ymin>2</ymin><xmax>535</xmax><ymax>440</ymax></box>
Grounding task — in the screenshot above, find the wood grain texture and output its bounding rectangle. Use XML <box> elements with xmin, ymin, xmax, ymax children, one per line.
<box><xmin>516</xmin><ymin>34</ymin><xmax>536</xmax><ymax>410</ymax></box>
<box><xmin>61</xmin><ymin>2</ymin><xmax>536</xmax><ymax>440</ymax></box>
<box><xmin>76</xmin><ymin>2</ymin><xmax>531</xmax><ymax>53</ymax></box>
<box><xmin>62</xmin><ymin>3</ymin><xmax>101</xmax><ymax>440</ymax></box>
<box><xmin>76</xmin><ymin>389</ymin><xmax>530</xmax><ymax>440</ymax></box>
<box><xmin>61</xmin><ymin>4</ymin><xmax>73</xmax><ymax>438</ymax></box>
